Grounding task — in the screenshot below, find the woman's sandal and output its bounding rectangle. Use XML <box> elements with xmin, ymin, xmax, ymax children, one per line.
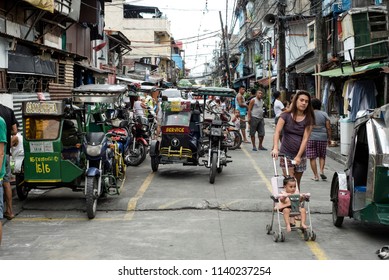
<box><xmin>311</xmin><ymin>177</ymin><xmax>319</xmax><ymax>181</ymax></box>
<box><xmin>320</xmin><ymin>174</ymin><xmax>327</xmax><ymax>180</ymax></box>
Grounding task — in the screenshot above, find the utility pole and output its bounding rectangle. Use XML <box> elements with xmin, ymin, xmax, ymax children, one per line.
<box><xmin>219</xmin><ymin>11</ymin><xmax>232</xmax><ymax>88</ymax></box>
<box><xmin>277</xmin><ymin>0</ymin><xmax>286</xmax><ymax>91</ymax></box>
<box><xmin>315</xmin><ymin>0</ymin><xmax>326</xmax><ymax>98</ymax></box>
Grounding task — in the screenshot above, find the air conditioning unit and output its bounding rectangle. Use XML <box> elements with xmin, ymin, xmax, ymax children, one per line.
<box><xmin>7</xmin><ymin>39</ymin><xmax>17</xmax><ymax>51</ymax></box>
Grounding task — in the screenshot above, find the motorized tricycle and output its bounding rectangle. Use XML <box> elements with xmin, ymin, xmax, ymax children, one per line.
<box><xmin>73</xmin><ymin>84</ymin><xmax>129</xmax><ymax>218</ymax></box>
<box><xmin>149</xmin><ymin>86</ymin><xmax>236</xmax><ymax>184</ymax></box>
<box><xmin>330</xmin><ymin>104</ymin><xmax>389</xmax><ymax>227</ymax></box>
<box><xmin>196</xmin><ymin>87</ymin><xmax>236</xmax><ymax>183</ymax></box>
<box><xmin>14</xmin><ymin>99</ymin><xmax>86</xmax><ymax>202</ymax></box>
<box><xmin>149</xmin><ymin>100</ymin><xmax>202</xmax><ymax>171</ymax></box>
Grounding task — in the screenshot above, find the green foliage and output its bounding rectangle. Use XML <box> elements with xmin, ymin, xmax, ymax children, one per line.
<box><xmin>254</xmin><ymin>54</ymin><xmax>262</xmax><ymax>65</ymax></box>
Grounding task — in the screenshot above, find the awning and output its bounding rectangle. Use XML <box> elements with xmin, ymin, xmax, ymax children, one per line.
<box><xmin>74</xmin><ymin>61</ymin><xmax>110</xmax><ymax>74</ymax></box>
<box><xmin>314</xmin><ymin>61</ymin><xmax>388</xmax><ymax>77</ymax></box>
<box><xmin>288</xmin><ymin>50</ymin><xmax>316</xmax><ymax>74</ymax></box>
<box><xmin>295</xmin><ymin>57</ymin><xmax>316</xmax><ymax>74</ymax></box>
<box><xmin>116</xmin><ymin>76</ymin><xmax>144</xmax><ymax>84</ymax></box>
<box><xmin>234</xmin><ymin>73</ymin><xmax>255</xmax><ymax>82</ymax></box>
<box><xmin>8</xmin><ymin>53</ymin><xmax>56</xmax><ymax>77</ymax></box>
<box><xmin>257</xmin><ymin>76</ymin><xmax>276</xmax><ymax>86</ymax></box>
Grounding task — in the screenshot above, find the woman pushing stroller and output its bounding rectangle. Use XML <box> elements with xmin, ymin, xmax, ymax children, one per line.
<box><xmin>271</xmin><ymin>90</ymin><xmax>315</xmax><ymax>188</ymax></box>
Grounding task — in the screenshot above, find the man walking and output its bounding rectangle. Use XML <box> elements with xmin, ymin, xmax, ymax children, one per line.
<box><xmin>248</xmin><ymin>90</ymin><xmax>267</xmax><ymax>151</ymax></box>
<box><xmin>0</xmin><ymin>104</ymin><xmax>18</xmax><ymax>220</ymax></box>
<box><xmin>235</xmin><ymin>85</ymin><xmax>250</xmax><ymax>143</ymax></box>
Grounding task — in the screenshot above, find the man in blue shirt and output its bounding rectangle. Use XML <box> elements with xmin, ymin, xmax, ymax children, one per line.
<box><xmin>0</xmin><ymin>116</ymin><xmax>8</xmax><ymax>246</ymax></box>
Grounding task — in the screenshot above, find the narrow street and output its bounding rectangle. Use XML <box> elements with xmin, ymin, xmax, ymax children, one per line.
<box><xmin>1</xmin><ymin>120</ymin><xmax>389</xmax><ymax>260</ymax></box>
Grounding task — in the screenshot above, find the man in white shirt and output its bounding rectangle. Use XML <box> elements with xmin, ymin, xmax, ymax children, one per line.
<box><xmin>273</xmin><ymin>91</ymin><xmax>285</xmax><ymax>125</ymax></box>
<box><xmin>133</xmin><ymin>96</ymin><xmax>147</xmax><ymax>117</ymax></box>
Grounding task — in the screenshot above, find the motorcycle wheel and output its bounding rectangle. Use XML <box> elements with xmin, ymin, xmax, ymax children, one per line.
<box><xmin>86</xmin><ymin>176</ymin><xmax>98</xmax><ymax>219</ymax></box>
<box><xmin>209</xmin><ymin>153</ymin><xmax>217</xmax><ymax>184</ymax></box>
<box><xmin>228</xmin><ymin>130</ymin><xmax>242</xmax><ymax>150</ymax></box>
<box><xmin>16</xmin><ymin>174</ymin><xmax>29</xmax><ymax>201</ymax></box>
<box><xmin>127</xmin><ymin>142</ymin><xmax>147</xmax><ymax>166</ymax></box>
<box><xmin>151</xmin><ymin>156</ymin><xmax>159</xmax><ymax>172</ymax></box>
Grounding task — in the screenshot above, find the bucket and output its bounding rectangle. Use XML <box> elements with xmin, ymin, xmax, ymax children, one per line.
<box><xmin>339</xmin><ymin>117</ymin><xmax>354</xmax><ymax>156</ymax></box>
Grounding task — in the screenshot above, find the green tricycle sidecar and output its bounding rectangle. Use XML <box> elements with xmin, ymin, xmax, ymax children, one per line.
<box><xmin>14</xmin><ymin>99</ymin><xmax>86</xmax><ymax>200</ymax></box>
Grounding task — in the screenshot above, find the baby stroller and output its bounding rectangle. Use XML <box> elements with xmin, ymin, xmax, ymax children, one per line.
<box><xmin>266</xmin><ymin>155</ymin><xmax>316</xmax><ymax>242</ymax></box>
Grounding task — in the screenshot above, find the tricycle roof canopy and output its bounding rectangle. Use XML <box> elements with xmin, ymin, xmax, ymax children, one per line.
<box><xmin>72</xmin><ymin>84</ymin><xmax>127</xmax><ymax>103</ymax></box>
<box><xmin>195</xmin><ymin>87</ymin><xmax>236</xmax><ymax>97</ymax></box>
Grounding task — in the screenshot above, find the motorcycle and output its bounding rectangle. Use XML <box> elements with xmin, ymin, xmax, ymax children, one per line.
<box><xmin>126</xmin><ymin>114</ymin><xmax>149</xmax><ymax>166</ymax></box>
<box><xmin>84</xmin><ymin>131</ymin><xmax>113</xmax><ymax>218</ymax></box>
<box><xmin>201</xmin><ymin>91</ymin><xmax>235</xmax><ymax>184</ymax></box>
<box><xmin>203</xmin><ymin>116</ymin><xmax>233</xmax><ymax>184</ymax></box>
<box><xmin>72</xmin><ymin>84</ymin><xmax>129</xmax><ymax>219</ymax></box>
<box><xmin>146</xmin><ymin>106</ymin><xmax>158</xmax><ymax>141</ymax></box>
<box><xmin>105</xmin><ymin>108</ymin><xmax>131</xmax><ymax>166</ymax></box>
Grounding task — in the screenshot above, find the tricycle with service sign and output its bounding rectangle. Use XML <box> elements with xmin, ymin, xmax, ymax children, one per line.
<box><xmin>330</xmin><ymin>104</ymin><xmax>389</xmax><ymax>227</ymax></box>
<box><xmin>149</xmin><ymin>100</ymin><xmax>202</xmax><ymax>171</ymax></box>
<box><xmin>149</xmin><ymin>86</ymin><xmax>236</xmax><ymax>184</ymax></box>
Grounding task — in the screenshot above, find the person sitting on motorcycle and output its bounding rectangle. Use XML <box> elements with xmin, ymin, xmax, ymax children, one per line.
<box><xmin>133</xmin><ymin>95</ymin><xmax>147</xmax><ymax>117</ymax></box>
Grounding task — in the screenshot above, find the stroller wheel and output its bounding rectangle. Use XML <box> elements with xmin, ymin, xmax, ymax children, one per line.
<box><xmin>310</xmin><ymin>231</ymin><xmax>317</xmax><ymax>241</ymax></box>
<box><xmin>303</xmin><ymin>230</ymin><xmax>310</xmax><ymax>241</ymax></box>
<box><xmin>266</xmin><ymin>224</ymin><xmax>272</xmax><ymax>235</ymax></box>
<box><xmin>273</xmin><ymin>232</ymin><xmax>279</xmax><ymax>242</ymax></box>
<box><xmin>280</xmin><ymin>232</ymin><xmax>285</xmax><ymax>242</ymax></box>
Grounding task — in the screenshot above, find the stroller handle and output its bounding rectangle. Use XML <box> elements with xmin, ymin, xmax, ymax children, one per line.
<box><xmin>272</xmin><ymin>154</ymin><xmax>296</xmax><ymax>177</ymax></box>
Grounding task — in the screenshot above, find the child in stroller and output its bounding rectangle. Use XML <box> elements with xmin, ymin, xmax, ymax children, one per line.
<box><xmin>278</xmin><ymin>176</ymin><xmax>308</xmax><ymax>232</ymax></box>
<box><xmin>266</xmin><ymin>156</ymin><xmax>316</xmax><ymax>242</ymax></box>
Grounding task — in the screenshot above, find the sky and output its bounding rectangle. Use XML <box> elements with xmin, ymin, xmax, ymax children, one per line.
<box><xmin>125</xmin><ymin>0</ymin><xmax>236</xmax><ymax>75</ymax></box>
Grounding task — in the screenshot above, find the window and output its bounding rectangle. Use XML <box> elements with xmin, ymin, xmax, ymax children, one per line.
<box><xmin>0</xmin><ymin>70</ymin><xmax>6</xmax><ymax>92</ymax></box>
<box><xmin>25</xmin><ymin>117</ymin><xmax>61</xmax><ymax>140</ymax></box>
<box><xmin>307</xmin><ymin>20</ymin><xmax>316</xmax><ymax>49</ymax></box>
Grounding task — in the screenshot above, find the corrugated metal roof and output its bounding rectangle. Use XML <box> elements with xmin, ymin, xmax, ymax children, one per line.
<box><xmin>314</xmin><ymin>61</ymin><xmax>388</xmax><ymax>77</ymax></box>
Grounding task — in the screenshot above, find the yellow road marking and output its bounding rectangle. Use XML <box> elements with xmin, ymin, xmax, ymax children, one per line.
<box><xmin>124</xmin><ymin>172</ymin><xmax>155</xmax><ymax>220</ymax></box>
<box><xmin>242</xmin><ymin>145</ymin><xmax>328</xmax><ymax>260</ymax></box>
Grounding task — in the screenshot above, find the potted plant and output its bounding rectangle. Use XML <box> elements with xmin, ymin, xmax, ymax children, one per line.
<box><xmin>254</xmin><ymin>54</ymin><xmax>262</xmax><ymax>65</ymax></box>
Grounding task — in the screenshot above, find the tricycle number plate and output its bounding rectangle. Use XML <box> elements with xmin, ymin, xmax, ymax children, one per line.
<box><xmin>29</xmin><ymin>142</ymin><xmax>54</xmax><ymax>153</ymax></box>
